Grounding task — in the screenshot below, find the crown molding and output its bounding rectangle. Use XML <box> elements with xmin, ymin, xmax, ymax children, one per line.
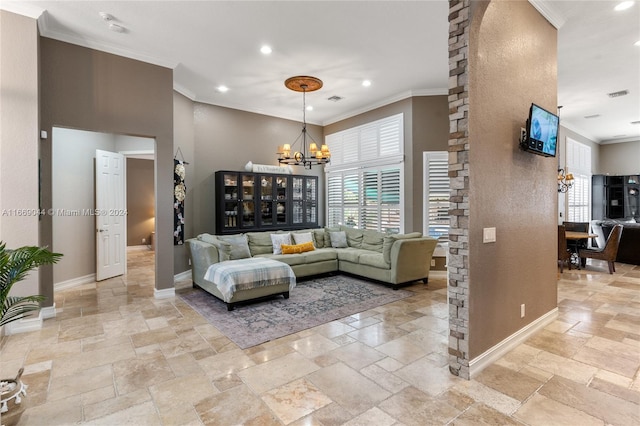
<box><xmin>38</xmin><ymin>13</ymin><xmax>178</xmax><ymax>70</ymax></box>
<box><xmin>0</xmin><ymin>1</ymin><xmax>44</xmax><ymax>19</ymax></box>
<box><xmin>528</xmin><ymin>0</ymin><xmax>567</xmax><ymax>29</ymax></box>
<box><xmin>600</xmin><ymin>136</ymin><xmax>640</xmax><ymax>145</ymax></box>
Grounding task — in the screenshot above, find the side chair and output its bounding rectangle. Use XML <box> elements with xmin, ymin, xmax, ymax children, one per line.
<box><xmin>579</xmin><ymin>224</ymin><xmax>623</xmax><ymax>274</ymax></box>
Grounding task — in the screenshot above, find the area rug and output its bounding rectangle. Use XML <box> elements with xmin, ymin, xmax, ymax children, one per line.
<box><xmin>178</xmin><ymin>275</ymin><xmax>414</xmax><ymax>349</ymax></box>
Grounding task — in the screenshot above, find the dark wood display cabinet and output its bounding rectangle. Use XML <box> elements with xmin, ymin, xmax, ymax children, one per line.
<box><xmin>215</xmin><ymin>170</ymin><xmax>318</xmax><ymax>235</ymax></box>
<box><xmin>592</xmin><ymin>174</ymin><xmax>640</xmax><ymax>221</ymax></box>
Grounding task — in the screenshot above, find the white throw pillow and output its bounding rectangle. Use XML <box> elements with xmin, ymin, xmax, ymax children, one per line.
<box><xmin>271</xmin><ymin>233</ymin><xmax>292</xmax><ymax>255</ymax></box>
<box><xmin>292</xmin><ymin>232</ymin><xmax>314</xmax><ymax>247</ymax></box>
<box><xmin>329</xmin><ymin>231</ymin><xmax>348</xmax><ymax>248</ymax></box>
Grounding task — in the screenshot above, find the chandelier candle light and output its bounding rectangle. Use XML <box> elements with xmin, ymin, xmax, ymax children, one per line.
<box><xmin>278</xmin><ymin>76</ymin><xmax>330</xmax><ymax>169</ymax></box>
<box><xmin>558</xmin><ymin>168</ymin><xmax>574</xmax><ymax>193</ymax></box>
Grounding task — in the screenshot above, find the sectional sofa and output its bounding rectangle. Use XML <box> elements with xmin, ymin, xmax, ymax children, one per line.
<box><xmin>187</xmin><ymin>226</ymin><xmax>438</xmax><ymax>307</ymax></box>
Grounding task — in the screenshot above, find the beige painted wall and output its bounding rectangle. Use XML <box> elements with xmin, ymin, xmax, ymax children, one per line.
<box><xmin>0</xmin><ymin>11</ymin><xmax>40</xmax><ymax>301</ymax></box>
<box><xmin>39</xmin><ymin>38</ymin><xmax>174</xmax><ymax>299</ymax></box>
<box><xmin>127</xmin><ymin>159</ymin><xmax>155</xmax><ymax>246</ymax></box>
<box><xmin>191</xmin><ymin>103</ymin><xmax>324</xmax><ymax>237</ymax></box>
<box><xmin>598</xmin><ymin>140</ymin><xmax>640</xmax><ymax>176</ymax></box>
<box><xmin>468</xmin><ymin>1</ymin><xmax>558</xmax><ymax>358</ymax></box>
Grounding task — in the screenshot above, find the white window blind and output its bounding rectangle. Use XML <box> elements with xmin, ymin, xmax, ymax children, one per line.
<box><xmin>567</xmin><ymin>173</ymin><xmax>590</xmax><ymax>222</ymax></box>
<box><xmin>423</xmin><ymin>152</ymin><xmax>449</xmax><ymax>241</ymax></box>
<box><xmin>325</xmin><ymin>113</ymin><xmax>403</xmax><ymax>168</ymax></box>
<box><xmin>566</xmin><ymin>138</ymin><xmax>591</xmax><ymax>223</ymax></box>
<box><xmin>327</xmin><ymin>166</ymin><xmax>402</xmax><ymax>233</ymax></box>
<box><xmin>325</xmin><ymin>114</ymin><xmax>404</xmax><ymax>233</ymax></box>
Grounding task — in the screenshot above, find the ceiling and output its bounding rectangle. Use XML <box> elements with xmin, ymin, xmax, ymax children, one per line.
<box><xmin>2</xmin><ymin>1</ymin><xmax>639</xmax><ymax>142</ymax></box>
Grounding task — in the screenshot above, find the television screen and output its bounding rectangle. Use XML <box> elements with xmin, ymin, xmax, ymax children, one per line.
<box><xmin>523</xmin><ymin>103</ymin><xmax>559</xmax><ymax>157</ymax></box>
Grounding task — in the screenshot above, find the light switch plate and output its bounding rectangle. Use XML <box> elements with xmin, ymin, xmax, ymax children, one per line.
<box><xmin>483</xmin><ymin>227</ymin><xmax>496</xmax><ymax>243</ymax></box>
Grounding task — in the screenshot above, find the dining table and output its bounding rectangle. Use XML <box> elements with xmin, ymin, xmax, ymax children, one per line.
<box><xmin>565</xmin><ymin>231</ymin><xmax>598</xmax><ymax>268</ymax></box>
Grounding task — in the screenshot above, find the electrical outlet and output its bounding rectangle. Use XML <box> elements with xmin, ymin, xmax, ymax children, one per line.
<box><xmin>142</xmin><ymin>238</ymin><xmax>146</xmax><ymax>244</ymax></box>
<box><xmin>520</xmin><ymin>304</ymin><xmax>525</xmax><ymax>318</ymax></box>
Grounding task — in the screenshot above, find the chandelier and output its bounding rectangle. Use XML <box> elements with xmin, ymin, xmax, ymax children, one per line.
<box><xmin>277</xmin><ymin>76</ymin><xmax>330</xmax><ymax>169</ymax></box>
<box><xmin>557</xmin><ymin>168</ymin><xmax>574</xmax><ymax>193</ymax></box>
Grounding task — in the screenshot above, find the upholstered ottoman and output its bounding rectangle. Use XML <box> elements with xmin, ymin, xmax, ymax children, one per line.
<box><xmin>201</xmin><ymin>258</ymin><xmax>296</xmax><ymax>310</ymax></box>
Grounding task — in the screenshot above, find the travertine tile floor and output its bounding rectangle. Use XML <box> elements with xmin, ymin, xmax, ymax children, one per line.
<box><xmin>1</xmin><ymin>250</ymin><xmax>639</xmax><ymax>425</ymax></box>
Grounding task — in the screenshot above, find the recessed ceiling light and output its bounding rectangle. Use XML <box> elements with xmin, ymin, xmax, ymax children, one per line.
<box><xmin>217</xmin><ymin>85</ymin><xmax>229</xmax><ymax>93</ymax></box>
<box><xmin>306</xmin><ymin>106</ymin><xmax>313</xmax><ymax>111</ymax></box>
<box><xmin>614</xmin><ymin>1</ymin><xmax>634</xmax><ymax>11</ymax></box>
<box><xmin>635</xmin><ymin>40</ymin><xmax>640</xmax><ymax>46</ymax></box>
<box><xmin>260</xmin><ymin>45</ymin><xmax>272</xmax><ymax>55</ymax></box>
<box><xmin>362</xmin><ymin>80</ymin><xmax>372</xmax><ymax>87</ymax></box>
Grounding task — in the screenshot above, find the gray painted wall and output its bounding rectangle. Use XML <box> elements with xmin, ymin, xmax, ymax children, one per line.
<box><xmin>599</xmin><ymin>140</ymin><xmax>640</xmax><ymax>176</ymax></box>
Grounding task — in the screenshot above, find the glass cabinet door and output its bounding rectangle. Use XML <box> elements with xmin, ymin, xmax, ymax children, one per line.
<box><xmin>292</xmin><ymin>177</ymin><xmax>303</xmax><ymax>224</ymax></box>
<box><xmin>260</xmin><ymin>176</ymin><xmax>274</xmax><ymax>226</ymax></box>
<box><xmin>241</xmin><ymin>175</ymin><xmax>255</xmax><ymax>228</ymax></box>
<box><xmin>305</xmin><ymin>177</ymin><xmax>318</xmax><ymax>224</ymax></box>
<box><xmin>626</xmin><ymin>176</ymin><xmax>639</xmax><ymax>218</ymax></box>
<box><xmin>276</xmin><ymin>176</ymin><xmax>288</xmax><ymax>225</ymax></box>
<box><xmin>222</xmin><ymin>173</ymin><xmax>239</xmax><ymax>230</ymax></box>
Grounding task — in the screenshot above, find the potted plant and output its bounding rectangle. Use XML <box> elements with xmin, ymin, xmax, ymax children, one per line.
<box><xmin>0</xmin><ymin>242</ymin><xmax>62</xmax><ymax>425</ymax></box>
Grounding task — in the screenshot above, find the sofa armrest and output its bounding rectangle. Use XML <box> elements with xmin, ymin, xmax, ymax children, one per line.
<box><xmin>389</xmin><ymin>237</ymin><xmax>438</xmax><ymax>284</ymax></box>
<box><xmin>187</xmin><ymin>239</ymin><xmax>220</xmax><ymax>287</ymax></box>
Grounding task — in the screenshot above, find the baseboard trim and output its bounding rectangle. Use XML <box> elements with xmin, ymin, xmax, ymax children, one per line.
<box><xmin>428</xmin><ymin>270</ymin><xmax>448</xmax><ymax>279</ymax></box>
<box><xmin>54</xmin><ymin>273</ymin><xmax>96</xmax><ymax>291</ymax></box>
<box><xmin>174</xmin><ymin>269</ymin><xmax>192</xmax><ymax>282</ymax></box>
<box><xmin>127</xmin><ymin>245</ymin><xmax>152</xmax><ymax>252</ymax></box>
<box><xmin>3</xmin><ymin>310</ymin><xmax>44</xmax><ymax>335</ymax></box>
<box><xmin>469</xmin><ymin>307</ymin><xmax>558</xmax><ymax>378</ymax></box>
<box><xmin>41</xmin><ymin>304</ymin><xmax>57</xmax><ymax>320</ymax></box>
<box><xmin>154</xmin><ymin>287</ymin><xmax>175</xmax><ymax>299</ymax></box>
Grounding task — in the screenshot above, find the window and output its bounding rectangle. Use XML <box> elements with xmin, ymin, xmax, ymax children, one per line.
<box><xmin>423</xmin><ymin>152</ymin><xmax>449</xmax><ymax>241</ymax></box>
<box><xmin>566</xmin><ymin>138</ymin><xmax>591</xmax><ymax>223</ymax></box>
<box><xmin>327</xmin><ymin>167</ymin><xmax>402</xmax><ymax>233</ymax></box>
<box><xmin>325</xmin><ymin>114</ymin><xmax>404</xmax><ymax>233</ymax></box>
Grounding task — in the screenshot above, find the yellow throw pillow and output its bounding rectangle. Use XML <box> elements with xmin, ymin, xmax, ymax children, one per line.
<box><xmin>281</xmin><ymin>241</ymin><xmax>315</xmax><ymax>254</ymax></box>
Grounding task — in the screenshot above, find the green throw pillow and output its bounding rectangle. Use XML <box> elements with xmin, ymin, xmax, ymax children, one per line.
<box><xmin>218</xmin><ymin>234</ymin><xmax>251</xmax><ymax>260</ymax></box>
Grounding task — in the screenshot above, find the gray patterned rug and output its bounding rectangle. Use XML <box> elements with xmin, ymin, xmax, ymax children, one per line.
<box><xmin>178</xmin><ymin>275</ymin><xmax>414</xmax><ymax>349</ymax></box>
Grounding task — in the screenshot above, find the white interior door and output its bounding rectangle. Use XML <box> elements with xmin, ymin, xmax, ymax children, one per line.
<box><xmin>95</xmin><ymin>149</ymin><xmax>125</xmax><ymax>281</ymax></box>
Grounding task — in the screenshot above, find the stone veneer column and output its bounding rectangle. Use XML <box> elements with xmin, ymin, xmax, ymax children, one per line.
<box><xmin>447</xmin><ymin>0</ymin><xmax>471</xmax><ymax>379</ymax></box>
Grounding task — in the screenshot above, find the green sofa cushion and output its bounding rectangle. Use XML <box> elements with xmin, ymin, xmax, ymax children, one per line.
<box><xmin>218</xmin><ymin>234</ymin><xmax>251</xmax><ymax>260</ymax></box>
<box><xmin>342</xmin><ymin>226</ymin><xmax>364</xmax><ymax>248</ymax></box>
<box><xmin>197</xmin><ymin>233</ymin><xmax>232</xmax><ymax>262</ymax></box>
<box><xmin>303</xmin><ymin>248</ymin><xmax>338</xmax><ymax>263</ymax></box>
<box><xmin>361</xmin><ymin>230</ymin><xmax>384</xmax><ymax>253</ymax></box>
<box><xmin>358</xmin><ymin>252</ymin><xmax>389</xmax><ymax>269</ymax></box>
<box><xmin>247</xmin><ymin>231</ymin><xmax>275</xmax><ymax>256</ymax></box>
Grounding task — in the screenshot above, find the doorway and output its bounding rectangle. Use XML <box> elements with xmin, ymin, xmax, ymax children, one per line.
<box><xmin>51</xmin><ymin>127</ymin><xmax>155</xmax><ymax>289</ymax></box>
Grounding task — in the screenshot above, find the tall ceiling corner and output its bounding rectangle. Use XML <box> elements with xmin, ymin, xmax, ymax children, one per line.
<box><xmin>528</xmin><ymin>0</ymin><xmax>567</xmax><ymax>29</ymax></box>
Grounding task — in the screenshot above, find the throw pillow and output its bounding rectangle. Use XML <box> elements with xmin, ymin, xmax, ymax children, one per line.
<box><xmin>270</xmin><ymin>233</ymin><xmax>292</xmax><ymax>255</ymax></box>
<box><xmin>292</xmin><ymin>232</ymin><xmax>314</xmax><ymax>246</ymax></box>
<box><xmin>209</xmin><ymin>239</ymin><xmax>233</xmax><ymax>262</ymax></box>
<box><xmin>217</xmin><ymin>234</ymin><xmax>251</xmax><ymax>260</ymax></box>
<box><xmin>281</xmin><ymin>241</ymin><xmax>315</xmax><ymax>254</ymax></box>
<box><xmin>329</xmin><ymin>231</ymin><xmax>348</xmax><ymax>248</ymax></box>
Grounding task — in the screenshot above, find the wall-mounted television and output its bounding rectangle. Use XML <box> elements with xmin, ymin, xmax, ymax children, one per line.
<box><xmin>520</xmin><ymin>103</ymin><xmax>559</xmax><ymax>158</ymax></box>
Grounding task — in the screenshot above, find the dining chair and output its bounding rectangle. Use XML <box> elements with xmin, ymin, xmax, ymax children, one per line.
<box><xmin>558</xmin><ymin>225</ymin><xmax>572</xmax><ymax>273</ymax></box>
<box><xmin>579</xmin><ymin>224</ymin><xmax>623</xmax><ymax>274</ymax></box>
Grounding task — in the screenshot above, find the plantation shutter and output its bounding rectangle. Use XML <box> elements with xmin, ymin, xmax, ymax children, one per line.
<box><xmin>424</xmin><ymin>152</ymin><xmax>449</xmax><ymax>241</ymax></box>
<box><xmin>567</xmin><ymin>174</ymin><xmax>590</xmax><ymax>222</ymax></box>
<box><xmin>325</xmin><ymin>114</ymin><xmax>404</xmax><ymax>233</ymax></box>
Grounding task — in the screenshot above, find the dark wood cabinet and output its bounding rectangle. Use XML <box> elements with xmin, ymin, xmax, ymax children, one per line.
<box><xmin>215</xmin><ymin>170</ymin><xmax>318</xmax><ymax>234</ymax></box>
<box><xmin>592</xmin><ymin>174</ymin><xmax>640</xmax><ymax>221</ymax></box>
